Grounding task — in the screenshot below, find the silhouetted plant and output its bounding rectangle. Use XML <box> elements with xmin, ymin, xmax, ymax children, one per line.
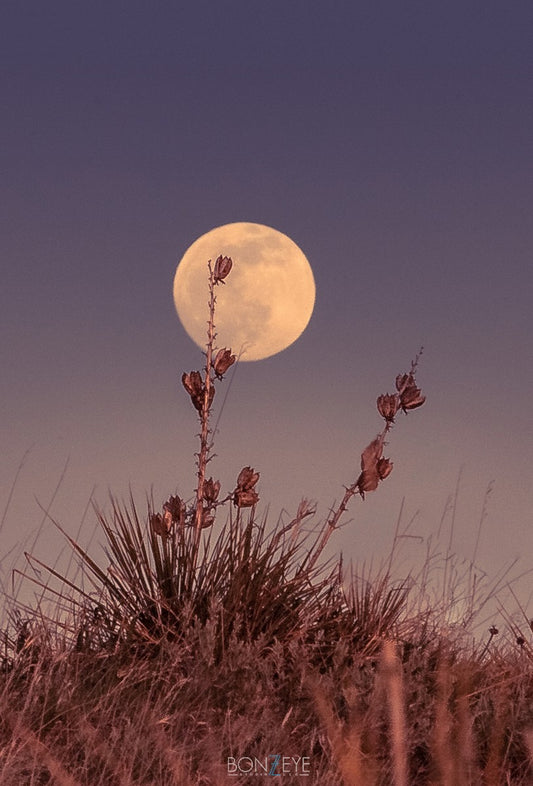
<box><xmin>13</xmin><ymin>257</ymin><xmax>430</xmax><ymax>653</ymax></box>
<box><xmin>8</xmin><ymin>255</ymin><xmax>533</xmax><ymax>785</ymax></box>
<box><xmin>305</xmin><ymin>349</ymin><xmax>426</xmax><ymax>571</ymax></box>
<box><xmin>173</xmin><ymin>256</ymin><xmax>260</xmax><ymax>579</ymax></box>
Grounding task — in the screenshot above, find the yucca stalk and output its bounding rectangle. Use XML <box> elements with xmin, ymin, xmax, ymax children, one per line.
<box><xmin>194</xmin><ymin>259</ymin><xmax>217</xmax><ymax>535</ymax></box>
<box><xmin>305</xmin><ymin>349</ymin><xmax>426</xmax><ymax>572</ymax></box>
<box><xmin>180</xmin><ymin>255</ymin><xmax>258</xmax><ymax>576</ymax></box>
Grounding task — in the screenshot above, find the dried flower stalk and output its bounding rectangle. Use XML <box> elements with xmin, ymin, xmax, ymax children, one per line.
<box><xmin>306</xmin><ymin>348</ymin><xmax>425</xmax><ymax>571</ymax></box>
<box><xmin>175</xmin><ymin>256</ymin><xmax>259</xmax><ymax>546</ymax></box>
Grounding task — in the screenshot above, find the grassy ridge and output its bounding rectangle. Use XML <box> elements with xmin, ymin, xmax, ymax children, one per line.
<box><xmin>2</xmin><ymin>500</ymin><xmax>533</xmax><ymax>785</ymax></box>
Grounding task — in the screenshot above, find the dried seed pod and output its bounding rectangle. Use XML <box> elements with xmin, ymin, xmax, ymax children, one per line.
<box><xmin>377</xmin><ymin>393</ymin><xmax>400</xmax><ymax>423</ymax></box>
<box><xmin>356</xmin><ymin>436</ymin><xmax>384</xmax><ymax>497</ymax></box>
<box><xmin>163</xmin><ymin>495</ymin><xmax>186</xmax><ymax>527</ymax></box>
<box><xmin>199</xmin><ymin>508</ymin><xmax>215</xmax><ymax>528</ymax></box>
<box><xmin>163</xmin><ymin>508</ymin><xmax>173</xmax><ymax>531</ymax></box>
<box><xmin>182</xmin><ymin>371</ymin><xmax>203</xmax><ymax>411</ymax></box>
<box><xmin>181</xmin><ymin>371</ymin><xmax>214</xmax><ymax>412</ymax></box>
<box><xmin>213</xmin><ymin>348</ymin><xmax>236</xmax><ymax>379</ymax></box>
<box><xmin>213</xmin><ymin>255</ymin><xmax>233</xmax><ymax>283</ymax></box>
<box><xmin>395</xmin><ymin>370</ymin><xmax>426</xmax><ymax>412</ymax></box>
<box><xmin>236</xmin><ymin>466</ymin><xmax>260</xmax><ymax>491</ymax></box>
<box><xmin>202</xmin><ymin>477</ymin><xmax>221</xmax><ymax>505</ymax></box>
<box><xmin>182</xmin><ymin>371</ymin><xmax>203</xmax><ymax>397</ymax></box>
<box><xmin>360</xmin><ymin>436</ymin><xmax>383</xmax><ymax>469</ymax></box>
<box><xmin>233</xmin><ymin>466</ymin><xmax>260</xmax><ymax>507</ymax></box>
<box><xmin>356</xmin><ymin>470</ymin><xmax>380</xmax><ymax>496</ymax></box>
<box><xmin>233</xmin><ymin>488</ymin><xmax>260</xmax><ymax>508</ymax></box>
<box><xmin>377</xmin><ymin>457</ymin><xmax>393</xmax><ymax>480</ymax></box>
<box><xmin>395</xmin><ymin>373</ymin><xmax>414</xmax><ymax>395</ymax></box>
<box><xmin>400</xmin><ymin>386</ymin><xmax>426</xmax><ymax>412</ymax></box>
<box><xmin>150</xmin><ymin>513</ymin><xmax>168</xmax><ymax>537</ymax></box>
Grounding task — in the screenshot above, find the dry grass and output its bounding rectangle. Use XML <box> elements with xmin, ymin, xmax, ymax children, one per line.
<box><xmin>3</xmin><ymin>513</ymin><xmax>533</xmax><ymax>785</ymax></box>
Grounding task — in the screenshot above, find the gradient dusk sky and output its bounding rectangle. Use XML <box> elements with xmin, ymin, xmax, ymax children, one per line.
<box><xmin>2</xmin><ymin>2</ymin><xmax>533</xmax><ymax>621</ymax></box>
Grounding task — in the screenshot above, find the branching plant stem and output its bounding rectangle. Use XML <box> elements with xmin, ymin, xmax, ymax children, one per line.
<box><xmin>194</xmin><ymin>261</ymin><xmax>217</xmax><ymax>536</ymax></box>
<box><xmin>304</xmin><ymin>343</ymin><xmax>426</xmax><ymax>573</ymax></box>
<box><xmin>306</xmin><ymin>423</ymin><xmax>392</xmax><ymax>572</ymax></box>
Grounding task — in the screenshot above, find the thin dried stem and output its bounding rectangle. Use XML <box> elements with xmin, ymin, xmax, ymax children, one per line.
<box><xmin>306</xmin><ymin>349</ymin><xmax>425</xmax><ymax>572</ymax></box>
<box><xmin>306</xmin><ymin>422</ymin><xmax>392</xmax><ymax>573</ymax></box>
<box><xmin>194</xmin><ymin>260</ymin><xmax>217</xmax><ymax>535</ymax></box>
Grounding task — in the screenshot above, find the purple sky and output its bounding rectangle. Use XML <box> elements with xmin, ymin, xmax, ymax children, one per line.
<box><xmin>2</xmin><ymin>2</ymin><xmax>533</xmax><ymax>626</ymax></box>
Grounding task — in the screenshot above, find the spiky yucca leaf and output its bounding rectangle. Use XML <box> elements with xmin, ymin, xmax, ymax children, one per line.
<box><xmin>22</xmin><ymin>495</ymin><xmax>348</xmax><ymax>651</ymax></box>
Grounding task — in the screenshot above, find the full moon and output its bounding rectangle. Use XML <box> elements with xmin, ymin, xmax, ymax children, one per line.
<box><xmin>173</xmin><ymin>222</ymin><xmax>316</xmax><ymax>361</ymax></box>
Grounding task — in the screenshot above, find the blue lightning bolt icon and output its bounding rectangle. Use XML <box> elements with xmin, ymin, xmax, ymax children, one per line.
<box><xmin>269</xmin><ymin>754</ymin><xmax>281</xmax><ymax>776</ymax></box>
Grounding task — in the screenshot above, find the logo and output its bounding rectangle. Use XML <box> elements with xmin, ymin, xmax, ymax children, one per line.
<box><xmin>227</xmin><ymin>755</ymin><xmax>311</xmax><ymax>777</ymax></box>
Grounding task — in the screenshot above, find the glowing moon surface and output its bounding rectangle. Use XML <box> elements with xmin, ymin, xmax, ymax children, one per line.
<box><xmin>173</xmin><ymin>222</ymin><xmax>316</xmax><ymax>361</ymax></box>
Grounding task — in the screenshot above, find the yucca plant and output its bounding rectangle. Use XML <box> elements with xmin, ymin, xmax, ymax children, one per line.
<box><xmin>11</xmin><ymin>256</ymin><xmax>533</xmax><ymax>786</ymax></box>
<box><xmin>14</xmin><ymin>254</ymin><xmax>426</xmax><ymax>658</ymax></box>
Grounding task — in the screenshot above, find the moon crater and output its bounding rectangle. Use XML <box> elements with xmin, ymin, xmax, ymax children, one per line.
<box><xmin>173</xmin><ymin>222</ymin><xmax>315</xmax><ymax>361</ymax></box>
